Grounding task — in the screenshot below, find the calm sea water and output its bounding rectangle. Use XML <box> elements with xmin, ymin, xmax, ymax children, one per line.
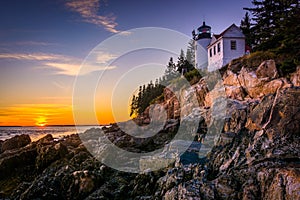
<box><xmin>0</xmin><ymin>126</ymin><xmax>101</xmax><ymax>141</ymax></box>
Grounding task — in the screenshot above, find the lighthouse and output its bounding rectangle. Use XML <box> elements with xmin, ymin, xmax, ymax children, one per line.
<box><xmin>192</xmin><ymin>21</ymin><xmax>212</xmax><ymax>70</ymax></box>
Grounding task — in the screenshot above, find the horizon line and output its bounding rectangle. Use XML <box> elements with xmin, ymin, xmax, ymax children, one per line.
<box><xmin>0</xmin><ymin>124</ymin><xmax>111</xmax><ymax>127</ymax></box>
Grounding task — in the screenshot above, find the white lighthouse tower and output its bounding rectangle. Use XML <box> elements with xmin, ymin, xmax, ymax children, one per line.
<box><xmin>192</xmin><ymin>21</ymin><xmax>212</xmax><ymax>70</ymax></box>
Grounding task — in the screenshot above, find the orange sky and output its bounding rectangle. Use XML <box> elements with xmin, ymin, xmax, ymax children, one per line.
<box><xmin>0</xmin><ymin>104</ymin><xmax>74</xmax><ymax>126</ymax></box>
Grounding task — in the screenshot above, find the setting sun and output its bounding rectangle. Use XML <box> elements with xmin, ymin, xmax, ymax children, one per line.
<box><xmin>35</xmin><ymin>116</ymin><xmax>48</xmax><ymax>127</ymax></box>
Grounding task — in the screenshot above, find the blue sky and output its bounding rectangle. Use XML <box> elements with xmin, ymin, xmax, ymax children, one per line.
<box><xmin>0</xmin><ymin>0</ymin><xmax>252</xmax><ymax>58</ymax></box>
<box><xmin>0</xmin><ymin>0</ymin><xmax>253</xmax><ymax>125</ymax></box>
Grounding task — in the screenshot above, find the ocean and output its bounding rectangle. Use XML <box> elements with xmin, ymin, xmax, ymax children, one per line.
<box><xmin>0</xmin><ymin>126</ymin><xmax>101</xmax><ymax>141</ymax></box>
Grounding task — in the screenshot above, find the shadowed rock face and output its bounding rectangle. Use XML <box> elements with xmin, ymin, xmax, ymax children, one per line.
<box><xmin>0</xmin><ymin>60</ymin><xmax>299</xmax><ymax>199</ymax></box>
<box><xmin>0</xmin><ymin>134</ymin><xmax>31</xmax><ymax>153</ymax></box>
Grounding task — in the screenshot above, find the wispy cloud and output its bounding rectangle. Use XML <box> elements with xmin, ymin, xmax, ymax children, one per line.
<box><xmin>0</xmin><ymin>52</ymin><xmax>117</xmax><ymax>76</ymax></box>
<box><xmin>0</xmin><ymin>53</ymin><xmax>68</xmax><ymax>61</ymax></box>
<box><xmin>43</xmin><ymin>62</ymin><xmax>81</xmax><ymax>76</ymax></box>
<box><xmin>0</xmin><ymin>41</ymin><xmax>58</xmax><ymax>47</ymax></box>
<box><xmin>65</xmin><ymin>0</ymin><xmax>119</xmax><ymax>33</ymax></box>
<box><xmin>96</xmin><ymin>52</ymin><xmax>117</xmax><ymax>64</ymax></box>
<box><xmin>15</xmin><ymin>41</ymin><xmax>58</xmax><ymax>46</ymax></box>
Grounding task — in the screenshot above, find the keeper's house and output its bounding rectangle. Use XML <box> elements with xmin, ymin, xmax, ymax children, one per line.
<box><xmin>207</xmin><ymin>24</ymin><xmax>245</xmax><ymax>71</ymax></box>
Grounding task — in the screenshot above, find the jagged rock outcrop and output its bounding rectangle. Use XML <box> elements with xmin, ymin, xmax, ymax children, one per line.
<box><xmin>222</xmin><ymin>60</ymin><xmax>291</xmax><ymax>100</ymax></box>
<box><xmin>154</xmin><ymin>87</ymin><xmax>300</xmax><ymax>200</ymax></box>
<box><xmin>291</xmin><ymin>66</ymin><xmax>300</xmax><ymax>87</ymax></box>
<box><xmin>0</xmin><ymin>59</ymin><xmax>299</xmax><ymax>199</ymax></box>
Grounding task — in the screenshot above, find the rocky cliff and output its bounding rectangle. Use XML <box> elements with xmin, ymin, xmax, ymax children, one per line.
<box><xmin>0</xmin><ymin>60</ymin><xmax>299</xmax><ymax>199</ymax></box>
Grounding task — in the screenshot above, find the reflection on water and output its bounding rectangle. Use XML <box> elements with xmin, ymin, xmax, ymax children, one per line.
<box><xmin>0</xmin><ymin>126</ymin><xmax>101</xmax><ymax>141</ymax></box>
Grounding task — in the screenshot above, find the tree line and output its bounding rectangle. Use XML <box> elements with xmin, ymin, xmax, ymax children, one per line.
<box><xmin>130</xmin><ymin>43</ymin><xmax>197</xmax><ymax>117</ymax></box>
<box><xmin>240</xmin><ymin>0</ymin><xmax>299</xmax><ymax>72</ymax></box>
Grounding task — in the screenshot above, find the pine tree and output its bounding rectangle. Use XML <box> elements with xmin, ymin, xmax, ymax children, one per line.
<box><xmin>186</xmin><ymin>40</ymin><xmax>196</xmax><ymax>67</ymax></box>
<box><xmin>244</xmin><ymin>0</ymin><xmax>299</xmax><ymax>50</ymax></box>
<box><xmin>176</xmin><ymin>49</ymin><xmax>186</xmax><ymax>74</ymax></box>
<box><xmin>240</xmin><ymin>12</ymin><xmax>254</xmax><ymax>47</ymax></box>
<box><xmin>130</xmin><ymin>95</ymin><xmax>136</xmax><ymax>116</ymax></box>
<box><xmin>243</xmin><ymin>0</ymin><xmax>300</xmax><ymax>73</ymax></box>
<box><xmin>165</xmin><ymin>57</ymin><xmax>177</xmax><ymax>81</ymax></box>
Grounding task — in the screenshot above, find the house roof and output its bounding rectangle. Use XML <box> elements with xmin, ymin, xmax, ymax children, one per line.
<box><xmin>207</xmin><ymin>23</ymin><xmax>245</xmax><ymax>48</ymax></box>
<box><xmin>219</xmin><ymin>24</ymin><xmax>239</xmax><ymax>37</ymax></box>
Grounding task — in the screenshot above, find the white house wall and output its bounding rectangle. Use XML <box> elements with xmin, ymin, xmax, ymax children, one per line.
<box><xmin>208</xmin><ymin>40</ymin><xmax>223</xmax><ymax>71</ymax></box>
<box><xmin>222</xmin><ymin>26</ymin><xmax>245</xmax><ymax>38</ymax></box>
<box><xmin>223</xmin><ymin>38</ymin><xmax>245</xmax><ymax>66</ymax></box>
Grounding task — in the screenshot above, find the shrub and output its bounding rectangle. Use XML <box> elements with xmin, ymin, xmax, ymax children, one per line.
<box><xmin>241</xmin><ymin>51</ymin><xmax>276</xmax><ymax>69</ymax></box>
<box><xmin>184</xmin><ymin>69</ymin><xmax>202</xmax><ymax>84</ymax></box>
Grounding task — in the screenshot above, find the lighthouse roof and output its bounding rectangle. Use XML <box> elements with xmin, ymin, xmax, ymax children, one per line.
<box><xmin>197</xmin><ymin>21</ymin><xmax>211</xmax><ymax>31</ymax></box>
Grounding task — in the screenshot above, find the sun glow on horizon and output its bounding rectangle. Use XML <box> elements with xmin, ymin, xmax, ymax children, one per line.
<box><xmin>35</xmin><ymin>116</ymin><xmax>48</xmax><ymax>127</ymax></box>
<box><xmin>0</xmin><ymin>104</ymin><xmax>77</xmax><ymax>126</ymax></box>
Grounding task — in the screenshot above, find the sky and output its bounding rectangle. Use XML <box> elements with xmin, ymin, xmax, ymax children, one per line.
<box><xmin>0</xmin><ymin>0</ymin><xmax>252</xmax><ymax>126</ymax></box>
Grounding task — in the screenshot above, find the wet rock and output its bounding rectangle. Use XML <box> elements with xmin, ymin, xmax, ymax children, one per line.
<box><xmin>37</xmin><ymin>134</ymin><xmax>54</xmax><ymax>144</ymax></box>
<box><xmin>62</xmin><ymin>134</ymin><xmax>82</xmax><ymax>148</ymax></box>
<box><xmin>0</xmin><ymin>143</ymin><xmax>37</xmax><ymax>178</ymax></box>
<box><xmin>180</xmin><ymin>151</ymin><xmax>201</xmax><ymax>165</ymax></box>
<box><xmin>73</xmin><ymin>170</ymin><xmax>95</xmax><ymax>194</ymax></box>
<box><xmin>36</xmin><ymin>142</ymin><xmax>68</xmax><ymax>170</ymax></box>
<box><xmin>1</xmin><ymin>134</ymin><xmax>31</xmax><ymax>153</ymax></box>
<box><xmin>0</xmin><ymin>141</ymin><xmax>3</xmax><ymax>153</ymax></box>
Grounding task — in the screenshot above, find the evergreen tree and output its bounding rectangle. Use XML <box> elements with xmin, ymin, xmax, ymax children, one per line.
<box><xmin>130</xmin><ymin>95</ymin><xmax>136</xmax><ymax>116</ymax></box>
<box><xmin>186</xmin><ymin>40</ymin><xmax>196</xmax><ymax>67</ymax></box>
<box><xmin>165</xmin><ymin>57</ymin><xmax>177</xmax><ymax>81</ymax></box>
<box><xmin>130</xmin><ymin>79</ymin><xmax>165</xmax><ymax>116</ymax></box>
<box><xmin>176</xmin><ymin>49</ymin><xmax>186</xmax><ymax>74</ymax></box>
<box><xmin>240</xmin><ymin>12</ymin><xmax>254</xmax><ymax>47</ymax></box>
<box><xmin>244</xmin><ymin>0</ymin><xmax>299</xmax><ymax>50</ymax></box>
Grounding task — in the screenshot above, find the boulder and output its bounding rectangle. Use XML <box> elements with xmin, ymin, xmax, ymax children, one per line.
<box><xmin>62</xmin><ymin>134</ymin><xmax>82</xmax><ymax>148</ymax></box>
<box><xmin>36</xmin><ymin>142</ymin><xmax>68</xmax><ymax>170</ymax></box>
<box><xmin>237</xmin><ymin>67</ymin><xmax>264</xmax><ymax>98</ymax></box>
<box><xmin>258</xmin><ymin>168</ymin><xmax>300</xmax><ymax>200</ymax></box>
<box><xmin>238</xmin><ymin>67</ymin><xmax>261</xmax><ymax>89</ymax></box>
<box><xmin>256</xmin><ymin>60</ymin><xmax>279</xmax><ymax>80</ymax></box>
<box><xmin>36</xmin><ymin>134</ymin><xmax>53</xmax><ymax>144</ymax></box>
<box><xmin>225</xmin><ymin>85</ymin><xmax>245</xmax><ymax>100</ymax></box>
<box><xmin>261</xmin><ymin>78</ymin><xmax>284</xmax><ymax>96</ymax></box>
<box><xmin>0</xmin><ymin>143</ymin><xmax>37</xmax><ymax>178</ymax></box>
<box><xmin>194</xmin><ymin>78</ymin><xmax>209</xmax><ymax>106</ymax></box>
<box><xmin>1</xmin><ymin>134</ymin><xmax>31</xmax><ymax>153</ymax></box>
<box><xmin>290</xmin><ymin>66</ymin><xmax>300</xmax><ymax>87</ymax></box>
<box><xmin>223</xmin><ymin>70</ymin><xmax>240</xmax><ymax>86</ymax></box>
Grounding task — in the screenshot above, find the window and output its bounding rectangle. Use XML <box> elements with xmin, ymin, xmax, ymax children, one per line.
<box><xmin>210</xmin><ymin>49</ymin><xmax>212</xmax><ymax>57</ymax></box>
<box><xmin>213</xmin><ymin>45</ymin><xmax>216</xmax><ymax>55</ymax></box>
<box><xmin>217</xmin><ymin>42</ymin><xmax>221</xmax><ymax>52</ymax></box>
<box><xmin>231</xmin><ymin>40</ymin><xmax>237</xmax><ymax>50</ymax></box>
